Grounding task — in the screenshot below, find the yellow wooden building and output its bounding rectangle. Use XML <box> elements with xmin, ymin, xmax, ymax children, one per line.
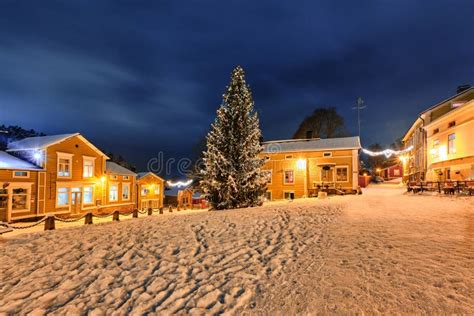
<box><xmin>136</xmin><ymin>172</ymin><xmax>165</xmax><ymax>210</ymax></box>
<box><xmin>261</xmin><ymin>137</ymin><xmax>361</xmax><ymax>200</ymax></box>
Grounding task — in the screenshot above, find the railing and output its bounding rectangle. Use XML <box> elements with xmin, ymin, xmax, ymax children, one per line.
<box><xmin>407</xmin><ymin>181</ymin><xmax>474</xmax><ymax>195</ymax></box>
<box><xmin>0</xmin><ymin>205</ymin><xmax>180</xmax><ymax>235</ymax></box>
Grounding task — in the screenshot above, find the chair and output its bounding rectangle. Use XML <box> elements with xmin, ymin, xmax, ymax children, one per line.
<box><xmin>443</xmin><ymin>181</ymin><xmax>455</xmax><ymax>195</ymax></box>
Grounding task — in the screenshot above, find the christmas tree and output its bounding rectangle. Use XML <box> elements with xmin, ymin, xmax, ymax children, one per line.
<box><xmin>200</xmin><ymin>66</ymin><xmax>267</xmax><ymax>210</ymax></box>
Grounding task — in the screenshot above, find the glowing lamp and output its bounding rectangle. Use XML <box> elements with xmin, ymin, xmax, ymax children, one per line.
<box><xmin>376</xmin><ymin>168</ymin><xmax>381</xmax><ymax>172</ymax></box>
<box><xmin>100</xmin><ymin>176</ymin><xmax>106</xmax><ymax>183</ymax></box>
<box><xmin>33</xmin><ymin>152</ymin><xmax>42</xmax><ymax>160</ymax></box>
<box><xmin>297</xmin><ymin>159</ymin><xmax>306</xmax><ymax>170</ymax></box>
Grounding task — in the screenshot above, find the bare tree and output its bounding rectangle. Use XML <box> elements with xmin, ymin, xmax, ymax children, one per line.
<box><xmin>293</xmin><ymin>107</ymin><xmax>347</xmax><ymax>139</ymax></box>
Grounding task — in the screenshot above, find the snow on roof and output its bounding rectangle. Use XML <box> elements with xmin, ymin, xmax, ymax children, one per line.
<box><xmin>7</xmin><ymin>133</ymin><xmax>79</xmax><ymax>151</ymax></box>
<box><xmin>7</xmin><ymin>133</ymin><xmax>109</xmax><ymax>158</ymax></box>
<box><xmin>262</xmin><ymin>136</ymin><xmax>361</xmax><ymax>153</ymax></box>
<box><xmin>0</xmin><ymin>151</ymin><xmax>43</xmax><ymax>170</ymax></box>
<box><xmin>105</xmin><ymin>161</ymin><xmax>136</xmax><ymax>176</ymax></box>
<box><xmin>136</xmin><ymin>172</ymin><xmax>164</xmax><ymax>181</ymax></box>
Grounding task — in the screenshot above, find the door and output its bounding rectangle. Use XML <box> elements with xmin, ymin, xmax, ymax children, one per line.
<box><xmin>0</xmin><ymin>188</ymin><xmax>8</xmax><ymax>222</ymax></box>
<box><xmin>71</xmin><ymin>190</ymin><xmax>82</xmax><ymax>213</ymax></box>
<box><xmin>321</xmin><ymin>166</ymin><xmax>334</xmax><ymax>182</ymax></box>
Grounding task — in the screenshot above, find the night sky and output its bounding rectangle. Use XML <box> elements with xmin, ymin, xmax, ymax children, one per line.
<box><xmin>1</xmin><ymin>1</ymin><xmax>473</xmax><ymax>173</ymax></box>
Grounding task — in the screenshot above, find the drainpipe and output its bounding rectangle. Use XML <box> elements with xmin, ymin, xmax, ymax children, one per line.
<box><xmin>418</xmin><ymin>115</ymin><xmax>426</xmax><ymax>180</ymax></box>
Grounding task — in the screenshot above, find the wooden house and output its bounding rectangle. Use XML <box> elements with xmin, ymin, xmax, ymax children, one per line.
<box><xmin>136</xmin><ymin>172</ymin><xmax>164</xmax><ymax>210</ymax></box>
<box><xmin>261</xmin><ymin>137</ymin><xmax>361</xmax><ymax>200</ymax></box>
<box><xmin>380</xmin><ymin>164</ymin><xmax>403</xmax><ymax>180</ymax></box>
<box><xmin>104</xmin><ymin>161</ymin><xmax>137</xmax><ymax>213</ymax></box>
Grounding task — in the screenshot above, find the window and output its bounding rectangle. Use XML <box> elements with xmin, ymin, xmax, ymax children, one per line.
<box><xmin>57</xmin><ymin>153</ymin><xmax>73</xmax><ymax>178</ymax></box>
<box><xmin>448</xmin><ymin>134</ymin><xmax>456</xmax><ymax>154</ymax></box>
<box><xmin>154</xmin><ymin>184</ymin><xmax>160</xmax><ymax>195</ymax></box>
<box><xmin>109</xmin><ymin>184</ymin><xmax>118</xmax><ymax>201</ymax></box>
<box><xmin>264</xmin><ymin>191</ymin><xmax>272</xmax><ymax>201</ymax></box>
<box><xmin>83</xmin><ymin>186</ymin><xmax>93</xmax><ymax>204</ymax></box>
<box><xmin>284</xmin><ymin>170</ymin><xmax>294</xmax><ymax>184</ymax></box>
<box><xmin>83</xmin><ymin>157</ymin><xmax>95</xmax><ymax>178</ymax></box>
<box><xmin>123</xmin><ymin>176</ymin><xmax>130</xmax><ymax>180</ymax></box>
<box><xmin>0</xmin><ymin>188</ymin><xmax>7</xmax><ymax>211</ymax></box>
<box><xmin>122</xmin><ymin>183</ymin><xmax>130</xmax><ymax>200</ymax></box>
<box><xmin>448</xmin><ymin>121</ymin><xmax>456</xmax><ymax>128</ymax></box>
<box><xmin>263</xmin><ymin>170</ymin><xmax>272</xmax><ymax>184</ymax></box>
<box><xmin>285</xmin><ymin>155</ymin><xmax>293</xmax><ymax>159</ymax></box>
<box><xmin>394</xmin><ymin>169</ymin><xmax>400</xmax><ymax>176</ymax></box>
<box><xmin>284</xmin><ymin>192</ymin><xmax>294</xmax><ymax>200</ymax></box>
<box><xmin>335</xmin><ymin>166</ymin><xmax>348</xmax><ymax>182</ymax></box>
<box><xmin>110</xmin><ymin>175</ymin><xmax>118</xmax><ymax>180</ymax></box>
<box><xmin>12</xmin><ymin>188</ymin><xmax>29</xmax><ymax>211</ymax></box>
<box><xmin>57</xmin><ymin>187</ymin><xmax>69</xmax><ymax>206</ymax></box>
<box><xmin>323</xmin><ymin>152</ymin><xmax>332</xmax><ymax>157</ymax></box>
<box><xmin>141</xmin><ymin>185</ymin><xmax>148</xmax><ymax>196</ymax></box>
<box><xmin>433</xmin><ymin>128</ymin><xmax>439</xmax><ymax>135</ymax></box>
<box><xmin>12</xmin><ymin>171</ymin><xmax>29</xmax><ymax>178</ymax></box>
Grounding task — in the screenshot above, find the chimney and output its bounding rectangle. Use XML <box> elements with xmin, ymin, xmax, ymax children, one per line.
<box><xmin>456</xmin><ymin>84</ymin><xmax>471</xmax><ymax>94</ymax></box>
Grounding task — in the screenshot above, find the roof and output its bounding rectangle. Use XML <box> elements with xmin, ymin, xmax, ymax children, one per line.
<box><xmin>137</xmin><ymin>172</ymin><xmax>164</xmax><ymax>181</ymax></box>
<box><xmin>164</xmin><ymin>187</ymin><xmax>202</xmax><ymax>198</ymax></box>
<box><xmin>105</xmin><ymin>161</ymin><xmax>136</xmax><ymax>176</ymax></box>
<box><xmin>0</xmin><ymin>151</ymin><xmax>43</xmax><ymax>171</ymax></box>
<box><xmin>419</xmin><ymin>87</ymin><xmax>474</xmax><ymax>115</ymax></box>
<box><xmin>7</xmin><ymin>133</ymin><xmax>109</xmax><ymax>158</ymax></box>
<box><xmin>262</xmin><ymin>136</ymin><xmax>361</xmax><ymax>153</ymax></box>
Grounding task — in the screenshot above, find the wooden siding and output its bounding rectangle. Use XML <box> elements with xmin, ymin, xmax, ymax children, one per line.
<box><xmin>137</xmin><ymin>174</ymin><xmax>164</xmax><ymax>209</ymax></box>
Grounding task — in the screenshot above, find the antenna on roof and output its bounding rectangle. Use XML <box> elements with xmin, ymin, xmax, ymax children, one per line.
<box><xmin>352</xmin><ymin>97</ymin><xmax>366</xmax><ymax>137</ymax></box>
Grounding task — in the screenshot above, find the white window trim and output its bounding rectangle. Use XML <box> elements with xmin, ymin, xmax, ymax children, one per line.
<box><xmin>83</xmin><ymin>186</ymin><xmax>95</xmax><ymax>205</ymax></box>
<box><xmin>283</xmin><ymin>169</ymin><xmax>295</xmax><ymax>185</ymax></box>
<box><xmin>12</xmin><ymin>170</ymin><xmax>30</xmax><ymax>178</ymax></box>
<box><xmin>122</xmin><ymin>183</ymin><xmax>131</xmax><ymax>201</ymax></box>
<box><xmin>141</xmin><ymin>184</ymin><xmax>148</xmax><ymax>196</ymax></box>
<box><xmin>10</xmin><ymin>184</ymin><xmax>32</xmax><ymax>213</ymax></box>
<box><xmin>82</xmin><ymin>156</ymin><xmax>96</xmax><ymax>179</ymax></box>
<box><xmin>335</xmin><ymin>165</ymin><xmax>350</xmax><ymax>183</ymax></box>
<box><xmin>57</xmin><ymin>152</ymin><xmax>74</xmax><ymax>179</ymax></box>
<box><xmin>56</xmin><ymin>187</ymin><xmax>70</xmax><ymax>209</ymax></box>
<box><xmin>109</xmin><ymin>182</ymin><xmax>119</xmax><ymax>202</ymax></box>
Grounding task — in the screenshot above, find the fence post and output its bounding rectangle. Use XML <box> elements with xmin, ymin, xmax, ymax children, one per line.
<box><xmin>44</xmin><ymin>216</ymin><xmax>55</xmax><ymax>231</ymax></box>
<box><xmin>159</xmin><ymin>207</ymin><xmax>163</xmax><ymax>214</ymax></box>
<box><xmin>177</xmin><ymin>205</ymin><xmax>181</xmax><ymax>212</ymax></box>
<box><xmin>113</xmin><ymin>210</ymin><xmax>120</xmax><ymax>221</ymax></box>
<box><xmin>169</xmin><ymin>205</ymin><xmax>173</xmax><ymax>213</ymax></box>
<box><xmin>133</xmin><ymin>209</ymin><xmax>138</xmax><ymax>218</ymax></box>
<box><xmin>85</xmin><ymin>212</ymin><xmax>93</xmax><ymax>225</ymax></box>
<box><xmin>437</xmin><ymin>181</ymin><xmax>441</xmax><ymax>193</ymax></box>
<box><xmin>147</xmin><ymin>208</ymin><xmax>153</xmax><ymax>216</ymax></box>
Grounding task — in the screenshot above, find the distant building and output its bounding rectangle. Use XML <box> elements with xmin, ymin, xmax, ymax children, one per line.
<box><xmin>402</xmin><ymin>87</ymin><xmax>474</xmax><ymax>182</ymax></box>
<box><xmin>136</xmin><ymin>172</ymin><xmax>165</xmax><ymax>210</ymax></box>
<box><xmin>380</xmin><ymin>164</ymin><xmax>403</xmax><ymax>180</ymax></box>
<box><xmin>260</xmin><ymin>136</ymin><xmax>361</xmax><ymax>200</ymax></box>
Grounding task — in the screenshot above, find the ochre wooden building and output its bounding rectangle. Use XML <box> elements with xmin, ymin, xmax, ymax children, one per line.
<box><xmin>137</xmin><ymin>172</ymin><xmax>164</xmax><ymax>210</ymax></box>
<box><xmin>261</xmin><ymin>137</ymin><xmax>361</xmax><ymax>200</ymax></box>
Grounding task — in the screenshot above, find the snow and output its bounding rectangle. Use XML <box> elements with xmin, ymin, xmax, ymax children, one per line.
<box><xmin>105</xmin><ymin>161</ymin><xmax>136</xmax><ymax>176</ymax></box>
<box><xmin>0</xmin><ymin>151</ymin><xmax>42</xmax><ymax>170</ymax></box>
<box><xmin>1</xmin><ymin>186</ymin><xmax>473</xmax><ymax>314</ymax></box>
<box><xmin>262</xmin><ymin>136</ymin><xmax>361</xmax><ymax>153</ymax></box>
<box><xmin>7</xmin><ymin>133</ymin><xmax>78</xmax><ymax>151</ymax></box>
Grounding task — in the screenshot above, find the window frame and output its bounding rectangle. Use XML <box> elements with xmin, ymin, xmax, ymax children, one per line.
<box><xmin>123</xmin><ymin>175</ymin><xmax>130</xmax><ymax>180</ymax></box>
<box><xmin>12</xmin><ymin>170</ymin><xmax>30</xmax><ymax>178</ymax></box>
<box><xmin>83</xmin><ymin>186</ymin><xmax>94</xmax><ymax>205</ymax></box>
<box><xmin>283</xmin><ymin>191</ymin><xmax>295</xmax><ymax>200</ymax></box>
<box><xmin>448</xmin><ymin>133</ymin><xmax>456</xmax><ymax>154</ymax></box>
<box><xmin>109</xmin><ymin>183</ymin><xmax>119</xmax><ymax>202</ymax></box>
<box><xmin>57</xmin><ymin>152</ymin><xmax>73</xmax><ymax>178</ymax></box>
<box><xmin>56</xmin><ymin>187</ymin><xmax>70</xmax><ymax>208</ymax></box>
<box><xmin>11</xmin><ymin>187</ymin><xmax>30</xmax><ymax>213</ymax></box>
<box><xmin>323</xmin><ymin>152</ymin><xmax>333</xmax><ymax>157</ymax></box>
<box><xmin>122</xmin><ymin>183</ymin><xmax>130</xmax><ymax>201</ymax></box>
<box><xmin>82</xmin><ymin>156</ymin><xmax>96</xmax><ymax>179</ymax></box>
<box><xmin>283</xmin><ymin>169</ymin><xmax>295</xmax><ymax>184</ymax></box>
<box><xmin>335</xmin><ymin>165</ymin><xmax>349</xmax><ymax>183</ymax></box>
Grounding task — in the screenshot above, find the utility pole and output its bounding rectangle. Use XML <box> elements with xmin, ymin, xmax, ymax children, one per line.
<box><xmin>352</xmin><ymin>97</ymin><xmax>366</xmax><ymax>137</ymax></box>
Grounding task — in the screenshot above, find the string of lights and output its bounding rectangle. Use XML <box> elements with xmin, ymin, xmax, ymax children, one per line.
<box><xmin>166</xmin><ymin>180</ymin><xmax>193</xmax><ymax>188</ymax></box>
<box><xmin>361</xmin><ymin>145</ymin><xmax>413</xmax><ymax>158</ymax></box>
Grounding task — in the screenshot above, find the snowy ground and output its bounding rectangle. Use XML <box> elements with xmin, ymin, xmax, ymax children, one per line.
<box><xmin>1</xmin><ymin>186</ymin><xmax>473</xmax><ymax>314</ymax></box>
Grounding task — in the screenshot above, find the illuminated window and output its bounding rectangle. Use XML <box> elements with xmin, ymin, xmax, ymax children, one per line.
<box><xmin>83</xmin><ymin>157</ymin><xmax>94</xmax><ymax>178</ymax></box>
<box><xmin>109</xmin><ymin>184</ymin><xmax>118</xmax><ymax>201</ymax></box>
<box><xmin>57</xmin><ymin>187</ymin><xmax>69</xmax><ymax>206</ymax></box>
<box><xmin>335</xmin><ymin>166</ymin><xmax>348</xmax><ymax>182</ymax></box>
<box><xmin>83</xmin><ymin>186</ymin><xmax>93</xmax><ymax>204</ymax></box>
<box><xmin>57</xmin><ymin>153</ymin><xmax>73</xmax><ymax>178</ymax></box>
<box><xmin>448</xmin><ymin>134</ymin><xmax>456</xmax><ymax>154</ymax></box>
<box><xmin>12</xmin><ymin>188</ymin><xmax>29</xmax><ymax>211</ymax></box>
<box><xmin>154</xmin><ymin>184</ymin><xmax>160</xmax><ymax>195</ymax></box>
<box><xmin>122</xmin><ymin>183</ymin><xmax>130</xmax><ymax>200</ymax></box>
<box><xmin>284</xmin><ymin>170</ymin><xmax>294</xmax><ymax>184</ymax></box>
<box><xmin>141</xmin><ymin>185</ymin><xmax>148</xmax><ymax>196</ymax></box>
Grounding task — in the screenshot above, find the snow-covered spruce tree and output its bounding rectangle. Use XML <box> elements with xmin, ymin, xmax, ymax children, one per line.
<box><xmin>200</xmin><ymin>66</ymin><xmax>267</xmax><ymax>210</ymax></box>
